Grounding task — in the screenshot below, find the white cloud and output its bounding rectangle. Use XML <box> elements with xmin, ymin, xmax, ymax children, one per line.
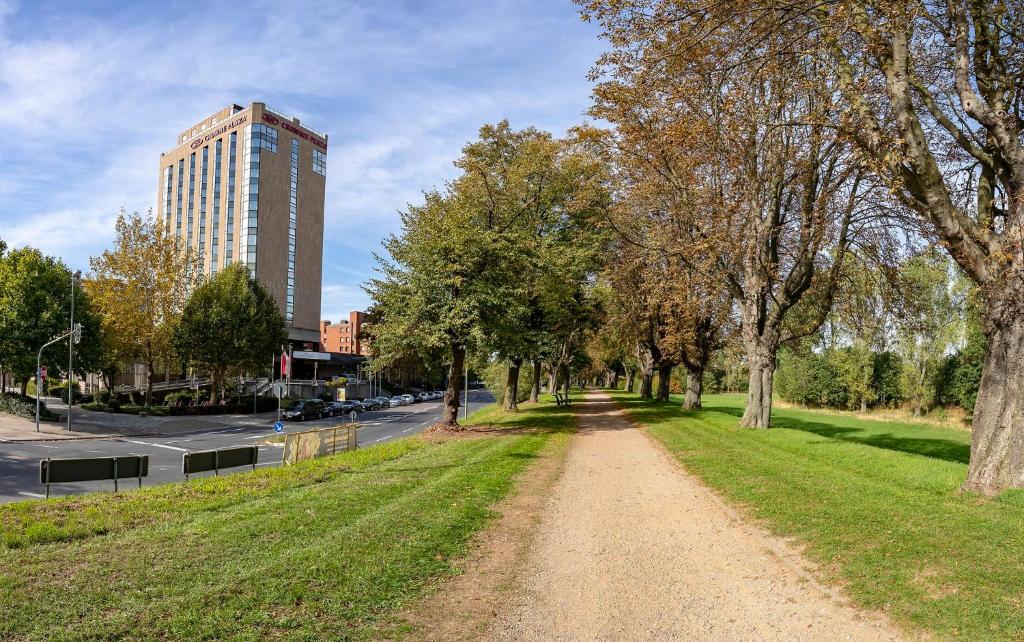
<box><xmin>0</xmin><ymin>0</ymin><xmax>604</xmax><ymax>312</ymax></box>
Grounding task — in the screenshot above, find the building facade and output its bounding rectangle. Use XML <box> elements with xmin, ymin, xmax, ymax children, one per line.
<box><xmin>320</xmin><ymin>311</ymin><xmax>368</xmax><ymax>355</ymax></box>
<box><xmin>158</xmin><ymin>102</ymin><xmax>327</xmax><ymax>344</ymax></box>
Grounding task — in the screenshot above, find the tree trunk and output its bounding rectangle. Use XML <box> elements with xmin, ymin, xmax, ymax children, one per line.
<box><xmin>20</xmin><ymin>377</ymin><xmax>28</xmax><ymax>397</ymax></box>
<box><xmin>625</xmin><ymin>368</ymin><xmax>635</xmax><ymax>393</ymax></box>
<box><xmin>611</xmin><ymin>369</ymin><xmax>620</xmax><ymax>390</ymax></box>
<box><xmin>561</xmin><ymin>366</ymin><xmax>571</xmax><ymax>398</ymax></box>
<box><xmin>655</xmin><ymin>362</ymin><xmax>673</xmax><ymax>402</ymax></box>
<box><xmin>639</xmin><ymin>372</ymin><xmax>653</xmax><ymax>399</ymax></box>
<box><xmin>502</xmin><ymin>359</ymin><xmax>522</xmax><ymax>411</ymax></box>
<box><xmin>145</xmin><ymin>360</ymin><xmax>156</xmax><ymax>407</ymax></box>
<box><xmin>683</xmin><ymin>365</ymin><xmax>704</xmax><ymax>410</ymax></box>
<box><xmin>741</xmin><ymin>347</ymin><xmax>775</xmax><ymax>428</ymax></box>
<box><xmin>529</xmin><ymin>359</ymin><xmax>541</xmax><ymax>403</ymax></box>
<box><xmin>548</xmin><ymin>370</ymin><xmax>557</xmax><ymax>394</ymax></box>
<box><xmin>442</xmin><ymin>344</ymin><xmax>465</xmax><ymax>427</ymax></box>
<box><xmin>860</xmin><ymin>398</ymin><xmax>867</xmax><ymax>413</ymax></box>
<box><xmin>964</xmin><ymin>312</ymin><xmax>1024</xmax><ymax>493</ymax></box>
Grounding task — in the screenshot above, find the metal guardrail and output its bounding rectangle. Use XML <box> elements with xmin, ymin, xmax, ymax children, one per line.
<box><xmin>282</xmin><ymin>425</ymin><xmax>358</xmax><ymax>465</ymax></box>
<box><xmin>39</xmin><ymin>455</ymin><xmax>149</xmax><ymax>498</ymax></box>
<box><xmin>182</xmin><ymin>446</ymin><xmax>259</xmax><ymax>479</ymax></box>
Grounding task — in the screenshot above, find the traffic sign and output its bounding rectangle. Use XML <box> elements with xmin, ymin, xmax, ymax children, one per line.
<box><xmin>273</xmin><ymin>421</ymin><xmax>285</xmax><ymax>433</ymax></box>
<box><xmin>39</xmin><ymin>366</ymin><xmax>47</xmax><ymax>381</ymax></box>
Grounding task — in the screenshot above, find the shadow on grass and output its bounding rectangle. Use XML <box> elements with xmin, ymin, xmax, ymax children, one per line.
<box><xmin>698</xmin><ymin>401</ymin><xmax>971</xmax><ymax>465</ymax></box>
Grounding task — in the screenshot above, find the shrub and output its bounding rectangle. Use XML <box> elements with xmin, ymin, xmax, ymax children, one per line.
<box><xmin>0</xmin><ymin>393</ymin><xmax>57</xmax><ymax>420</ymax></box>
<box><xmin>95</xmin><ymin>390</ymin><xmax>111</xmax><ymax>404</ymax></box>
<box><xmin>49</xmin><ymin>381</ymin><xmax>82</xmax><ymax>404</ymax></box>
<box><xmin>81</xmin><ymin>402</ymin><xmax>108</xmax><ymax>412</ymax></box>
<box><xmin>107</xmin><ymin>399</ymin><xmax>121</xmax><ymax>412</ymax></box>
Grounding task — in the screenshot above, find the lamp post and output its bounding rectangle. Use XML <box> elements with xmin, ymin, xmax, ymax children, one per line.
<box><xmin>67</xmin><ymin>270</ymin><xmax>81</xmax><ymax>431</ymax></box>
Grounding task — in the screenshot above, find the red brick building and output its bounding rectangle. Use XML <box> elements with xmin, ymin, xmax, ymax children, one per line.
<box><xmin>320</xmin><ymin>311</ymin><xmax>368</xmax><ymax>355</ymax></box>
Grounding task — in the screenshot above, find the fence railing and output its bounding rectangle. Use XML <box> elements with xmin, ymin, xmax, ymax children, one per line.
<box><xmin>182</xmin><ymin>446</ymin><xmax>259</xmax><ymax>479</ymax></box>
<box><xmin>39</xmin><ymin>455</ymin><xmax>149</xmax><ymax>498</ymax></box>
<box><xmin>283</xmin><ymin>425</ymin><xmax>358</xmax><ymax>465</ymax></box>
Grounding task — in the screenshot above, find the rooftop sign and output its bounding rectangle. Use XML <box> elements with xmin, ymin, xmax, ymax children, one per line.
<box><xmin>261</xmin><ymin>113</ymin><xmax>327</xmax><ymax>150</ymax></box>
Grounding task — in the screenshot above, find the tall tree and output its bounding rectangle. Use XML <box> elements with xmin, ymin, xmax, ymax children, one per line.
<box><xmin>0</xmin><ymin>247</ymin><xmax>102</xmax><ymax>395</ymax></box>
<box><xmin>583</xmin><ymin>1</ymin><xmax>869</xmax><ymax>424</ymax></box>
<box><xmin>799</xmin><ymin>0</ymin><xmax>1024</xmax><ymax>492</ymax></box>
<box><xmin>173</xmin><ymin>263</ymin><xmax>286</xmax><ymax>403</ymax></box>
<box><xmin>87</xmin><ymin>210</ymin><xmax>196</xmax><ymax>405</ymax></box>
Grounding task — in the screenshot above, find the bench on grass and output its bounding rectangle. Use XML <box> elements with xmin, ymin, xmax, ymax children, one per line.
<box><xmin>554</xmin><ymin>393</ymin><xmax>572</xmax><ymax>407</ymax></box>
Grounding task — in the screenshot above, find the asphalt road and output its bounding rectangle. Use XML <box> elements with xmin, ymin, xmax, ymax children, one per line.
<box><xmin>0</xmin><ymin>390</ymin><xmax>493</xmax><ymax>502</ymax></box>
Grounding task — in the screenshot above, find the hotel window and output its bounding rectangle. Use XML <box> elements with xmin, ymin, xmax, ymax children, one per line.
<box><xmin>211</xmin><ymin>139</ymin><xmax>222</xmax><ymax>275</ymax></box>
<box><xmin>238</xmin><ymin>125</ymin><xmax>260</xmax><ymax>271</ymax></box>
<box><xmin>197</xmin><ymin>146</ymin><xmax>208</xmax><ymax>273</ymax></box>
<box><xmin>162</xmin><ymin>166</ymin><xmax>173</xmax><ymax>230</ymax></box>
<box><xmin>225</xmin><ymin>132</ymin><xmax>237</xmax><ymax>264</ymax></box>
<box><xmin>286</xmin><ymin>138</ymin><xmax>299</xmax><ymax>325</ymax></box>
<box><xmin>312</xmin><ymin>148</ymin><xmax>326</xmax><ymax>176</ymax></box>
<box><xmin>251</xmin><ymin>123</ymin><xmax>278</xmax><ymax>153</ymax></box>
<box><xmin>175</xmin><ymin>159</ymin><xmax>184</xmax><ymax>239</ymax></box>
<box><xmin>186</xmin><ymin>153</ymin><xmax>196</xmax><ymax>248</ymax></box>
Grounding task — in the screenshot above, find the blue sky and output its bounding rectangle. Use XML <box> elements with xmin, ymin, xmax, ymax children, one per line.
<box><xmin>0</xmin><ymin>0</ymin><xmax>604</xmax><ymax>323</ymax></box>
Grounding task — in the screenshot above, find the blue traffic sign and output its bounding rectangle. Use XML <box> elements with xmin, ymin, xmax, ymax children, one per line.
<box><xmin>273</xmin><ymin>421</ymin><xmax>284</xmax><ymax>433</ymax></box>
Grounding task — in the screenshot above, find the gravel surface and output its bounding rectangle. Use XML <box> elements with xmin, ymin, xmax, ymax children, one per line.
<box><xmin>496</xmin><ymin>392</ymin><xmax>904</xmax><ymax>641</ymax></box>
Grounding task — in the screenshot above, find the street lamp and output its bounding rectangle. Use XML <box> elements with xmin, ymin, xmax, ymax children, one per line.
<box><xmin>67</xmin><ymin>270</ymin><xmax>81</xmax><ymax>432</ymax></box>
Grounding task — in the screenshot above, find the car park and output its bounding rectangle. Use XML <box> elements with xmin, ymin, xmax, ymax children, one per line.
<box><xmin>282</xmin><ymin>399</ymin><xmax>325</xmax><ymax>422</ymax></box>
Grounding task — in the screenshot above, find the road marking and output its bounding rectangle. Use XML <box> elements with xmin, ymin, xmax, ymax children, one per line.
<box><xmin>120</xmin><ymin>439</ymin><xmax>187</xmax><ymax>452</ymax></box>
<box><xmin>402</xmin><ymin>427</ymin><xmax>414</xmax><ymax>433</ymax></box>
<box><xmin>244</xmin><ymin>433</ymin><xmax>275</xmax><ymax>440</ymax></box>
<box><xmin>84</xmin><ymin>449</ymin><xmax>104</xmax><ymax>453</ymax></box>
<box><xmin>373</xmin><ymin>436</ymin><xmax>387</xmax><ymax>443</ymax></box>
<box><xmin>17</xmin><ymin>491</ymin><xmax>45</xmax><ymax>498</ymax></box>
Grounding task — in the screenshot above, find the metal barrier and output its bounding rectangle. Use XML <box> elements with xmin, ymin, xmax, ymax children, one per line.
<box><xmin>282</xmin><ymin>425</ymin><xmax>358</xmax><ymax>465</ymax></box>
<box><xmin>182</xmin><ymin>446</ymin><xmax>259</xmax><ymax>479</ymax></box>
<box><xmin>39</xmin><ymin>455</ymin><xmax>149</xmax><ymax>498</ymax></box>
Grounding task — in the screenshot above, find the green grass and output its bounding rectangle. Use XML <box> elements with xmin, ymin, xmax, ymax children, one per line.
<box><xmin>614</xmin><ymin>391</ymin><xmax>1024</xmax><ymax>640</ymax></box>
<box><xmin>0</xmin><ymin>400</ymin><xmax>575</xmax><ymax>641</ymax></box>
<box><xmin>464</xmin><ymin>392</ymin><xmax>577</xmax><ymax>432</ymax></box>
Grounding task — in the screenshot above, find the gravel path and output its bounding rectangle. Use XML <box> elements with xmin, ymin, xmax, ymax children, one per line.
<box><xmin>495</xmin><ymin>391</ymin><xmax>904</xmax><ymax>641</ymax></box>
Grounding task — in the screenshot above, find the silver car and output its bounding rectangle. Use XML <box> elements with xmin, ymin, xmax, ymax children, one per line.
<box><xmin>389</xmin><ymin>397</ymin><xmax>403</xmax><ymax>408</ymax></box>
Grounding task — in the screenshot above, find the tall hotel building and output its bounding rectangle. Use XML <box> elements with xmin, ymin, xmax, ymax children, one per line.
<box><xmin>157</xmin><ymin>102</ymin><xmax>327</xmax><ymax>344</ymax></box>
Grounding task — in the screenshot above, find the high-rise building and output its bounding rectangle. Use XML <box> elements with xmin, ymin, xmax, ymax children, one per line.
<box><xmin>158</xmin><ymin>102</ymin><xmax>327</xmax><ymax>344</ymax></box>
<box><xmin>320</xmin><ymin>311</ymin><xmax>368</xmax><ymax>355</ymax></box>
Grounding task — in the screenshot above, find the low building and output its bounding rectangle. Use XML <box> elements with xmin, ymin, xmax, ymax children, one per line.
<box><xmin>320</xmin><ymin>311</ymin><xmax>368</xmax><ymax>355</ymax></box>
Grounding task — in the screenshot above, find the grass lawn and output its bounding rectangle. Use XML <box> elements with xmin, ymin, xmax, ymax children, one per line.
<box><xmin>613</xmin><ymin>390</ymin><xmax>1024</xmax><ymax>640</ymax></box>
<box><xmin>0</xmin><ymin>397</ymin><xmax>574</xmax><ymax>641</ymax></box>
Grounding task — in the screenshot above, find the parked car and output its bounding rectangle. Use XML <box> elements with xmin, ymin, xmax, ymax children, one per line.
<box><xmin>282</xmin><ymin>399</ymin><xmax>325</xmax><ymax>422</ymax></box>
<box><xmin>417</xmin><ymin>392</ymin><xmax>431</xmax><ymax>402</ymax></box>
<box><xmin>338</xmin><ymin>400</ymin><xmax>358</xmax><ymax>414</ymax></box>
<box><xmin>389</xmin><ymin>397</ymin><xmax>404</xmax><ymax>408</ymax></box>
<box><xmin>324</xmin><ymin>401</ymin><xmax>345</xmax><ymax>417</ymax></box>
<box><xmin>401</xmin><ymin>394</ymin><xmax>415</xmax><ymax>405</ymax></box>
<box><xmin>361</xmin><ymin>398</ymin><xmax>381</xmax><ymax>411</ymax></box>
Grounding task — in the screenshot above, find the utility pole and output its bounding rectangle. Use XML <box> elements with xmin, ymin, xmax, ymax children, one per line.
<box><xmin>463</xmin><ymin>357</ymin><xmax>469</xmax><ymax>420</ymax></box>
<box><xmin>67</xmin><ymin>270</ymin><xmax>81</xmax><ymax>431</ymax></box>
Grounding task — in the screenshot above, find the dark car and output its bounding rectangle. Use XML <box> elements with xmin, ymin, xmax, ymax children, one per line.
<box><xmin>282</xmin><ymin>399</ymin><xmax>325</xmax><ymax>422</ymax></box>
<box><xmin>324</xmin><ymin>401</ymin><xmax>346</xmax><ymax>417</ymax></box>
<box><xmin>361</xmin><ymin>398</ymin><xmax>381</xmax><ymax>411</ymax></box>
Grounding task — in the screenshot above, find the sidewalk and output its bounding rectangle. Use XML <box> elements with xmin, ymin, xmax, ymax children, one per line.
<box><xmin>495</xmin><ymin>391</ymin><xmax>902</xmax><ymax>641</ymax></box>
<box><xmin>0</xmin><ymin>412</ymin><xmax>114</xmax><ymax>441</ymax></box>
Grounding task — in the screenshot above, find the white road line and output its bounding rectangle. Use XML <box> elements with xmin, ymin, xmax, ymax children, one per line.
<box><xmin>373</xmin><ymin>436</ymin><xmax>387</xmax><ymax>443</ymax></box>
<box><xmin>120</xmin><ymin>439</ymin><xmax>187</xmax><ymax>452</ymax></box>
<box><xmin>244</xmin><ymin>433</ymin><xmax>275</xmax><ymax>440</ymax></box>
<box><xmin>84</xmin><ymin>449</ymin><xmax>104</xmax><ymax>453</ymax></box>
<box><xmin>402</xmin><ymin>427</ymin><xmax>414</xmax><ymax>433</ymax></box>
<box><xmin>17</xmin><ymin>491</ymin><xmax>45</xmax><ymax>498</ymax></box>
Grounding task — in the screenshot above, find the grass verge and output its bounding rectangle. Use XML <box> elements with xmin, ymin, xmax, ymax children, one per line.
<box><xmin>0</xmin><ymin>400</ymin><xmax>574</xmax><ymax>641</ymax></box>
<box><xmin>613</xmin><ymin>390</ymin><xmax>1024</xmax><ymax>640</ymax></box>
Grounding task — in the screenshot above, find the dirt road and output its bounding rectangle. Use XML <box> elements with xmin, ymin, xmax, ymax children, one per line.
<box><xmin>495</xmin><ymin>392</ymin><xmax>903</xmax><ymax>641</ymax></box>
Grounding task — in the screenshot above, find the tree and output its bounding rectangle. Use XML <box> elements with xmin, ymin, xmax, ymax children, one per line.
<box><xmin>0</xmin><ymin>246</ymin><xmax>102</xmax><ymax>395</ymax></box>
<box><xmin>87</xmin><ymin>210</ymin><xmax>196</xmax><ymax>405</ymax></box>
<box><xmin>800</xmin><ymin>0</ymin><xmax>1024</xmax><ymax>494</ymax></box>
<box><xmin>582</xmin><ymin>1</ymin><xmax>870</xmax><ymax>424</ymax></box>
<box><xmin>173</xmin><ymin>263</ymin><xmax>286</xmax><ymax>403</ymax></box>
<box><xmin>895</xmin><ymin>252</ymin><xmax>959</xmax><ymax>417</ymax></box>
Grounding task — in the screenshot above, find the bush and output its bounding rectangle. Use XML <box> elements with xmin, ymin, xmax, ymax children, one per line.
<box><xmin>81</xmin><ymin>402</ymin><xmax>108</xmax><ymax>412</ymax></box>
<box><xmin>49</xmin><ymin>381</ymin><xmax>82</xmax><ymax>404</ymax></box>
<box><xmin>0</xmin><ymin>393</ymin><xmax>57</xmax><ymax>420</ymax></box>
<box><xmin>107</xmin><ymin>399</ymin><xmax>121</xmax><ymax>412</ymax></box>
<box><xmin>95</xmin><ymin>390</ymin><xmax>111</xmax><ymax>405</ymax></box>
<box><xmin>168</xmin><ymin>404</ymin><xmax>248</xmax><ymax>416</ymax></box>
